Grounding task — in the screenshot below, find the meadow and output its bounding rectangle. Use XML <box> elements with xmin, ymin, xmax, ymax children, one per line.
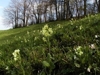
<box><xmin>0</xmin><ymin>14</ymin><xmax>100</xmax><ymax>75</ymax></box>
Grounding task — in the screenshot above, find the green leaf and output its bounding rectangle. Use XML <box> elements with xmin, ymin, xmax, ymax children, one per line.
<box><xmin>42</xmin><ymin>61</ymin><xmax>50</xmax><ymax>67</ymax></box>
<box><xmin>74</xmin><ymin>62</ymin><xmax>80</xmax><ymax>68</ymax></box>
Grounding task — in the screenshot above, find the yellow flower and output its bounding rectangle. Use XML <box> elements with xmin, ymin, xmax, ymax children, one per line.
<box><xmin>5</xmin><ymin>66</ymin><xmax>9</xmax><ymax>70</ymax></box>
<box><xmin>12</xmin><ymin>49</ymin><xmax>20</xmax><ymax>61</ymax></box>
<box><xmin>43</xmin><ymin>24</ymin><xmax>48</xmax><ymax>30</ymax></box>
<box><xmin>76</xmin><ymin>46</ymin><xmax>82</xmax><ymax>50</ymax></box>
<box><xmin>42</xmin><ymin>37</ymin><xmax>47</xmax><ymax>42</ymax></box>
<box><xmin>75</xmin><ymin>46</ymin><xmax>83</xmax><ymax>56</ymax></box>
<box><xmin>57</xmin><ymin>24</ymin><xmax>61</xmax><ymax>28</ymax></box>
<box><xmin>79</xmin><ymin>25</ymin><xmax>83</xmax><ymax>30</ymax></box>
<box><xmin>70</xmin><ymin>20</ymin><xmax>73</xmax><ymax>25</ymax></box>
<box><xmin>48</xmin><ymin>28</ymin><xmax>53</xmax><ymax>34</ymax></box>
<box><xmin>24</xmin><ymin>38</ymin><xmax>27</xmax><ymax>43</ymax></box>
<box><xmin>41</xmin><ymin>24</ymin><xmax>53</xmax><ymax>37</ymax></box>
<box><xmin>34</xmin><ymin>37</ymin><xmax>38</xmax><ymax>41</ymax></box>
<box><xmin>27</xmin><ymin>31</ymin><xmax>29</xmax><ymax>35</ymax></box>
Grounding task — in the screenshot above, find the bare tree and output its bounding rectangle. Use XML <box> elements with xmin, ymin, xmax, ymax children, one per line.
<box><xmin>18</xmin><ymin>0</ymin><xmax>31</xmax><ymax>26</ymax></box>
<box><xmin>4</xmin><ymin>0</ymin><xmax>99</xmax><ymax>29</ymax></box>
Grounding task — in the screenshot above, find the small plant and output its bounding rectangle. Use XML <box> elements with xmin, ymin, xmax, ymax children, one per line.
<box><xmin>41</xmin><ymin>24</ymin><xmax>53</xmax><ymax>53</ymax></box>
<box><xmin>12</xmin><ymin>49</ymin><xmax>25</xmax><ymax>75</ymax></box>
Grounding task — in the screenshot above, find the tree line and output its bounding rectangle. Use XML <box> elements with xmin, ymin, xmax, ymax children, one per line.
<box><xmin>4</xmin><ymin>0</ymin><xmax>100</xmax><ymax>28</ymax></box>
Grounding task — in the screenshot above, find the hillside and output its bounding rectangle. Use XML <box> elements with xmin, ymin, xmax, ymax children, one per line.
<box><xmin>0</xmin><ymin>14</ymin><xmax>100</xmax><ymax>75</ymax></box>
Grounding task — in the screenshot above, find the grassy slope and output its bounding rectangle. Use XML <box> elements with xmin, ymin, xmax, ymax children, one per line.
<box><xmin>0</xmin><ymin>20</ymin><xmax>66</xmax><ymax>45</ymax></box>
<box><xmin>0</xmin><ymin>14</ymin><xmax>100</xmax><ymax>74</ymax></box>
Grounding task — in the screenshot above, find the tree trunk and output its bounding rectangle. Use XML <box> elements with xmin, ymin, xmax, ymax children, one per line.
<box><xmin>98</xmin><ymin>0</ymin><xmax>100</xmax><ymax>13</ymax></box>
<box><xmin>84</xmin><ymin>0</ymin><xmax>87</xmax><ymax>16</ymax></box>
<box><xmin>66</xmin><ymin>0</ymin><xmax>70</xmax><ymax>19</ymax></box>
<box><xmin>54</xmin><ymin>0</ymin><xmax>58</xmax><ymax>20</ymax></box>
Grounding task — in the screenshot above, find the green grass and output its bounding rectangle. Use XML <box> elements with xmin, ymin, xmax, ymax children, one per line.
<box><xmin>0</xmin><ymin>21</ymin><xmax>65</xmax><ymax>43</ymax></box>
<box><xmin>0</xmin><ymin>14</ymin><xmax>100</xmax><ymax>75</ymax></box>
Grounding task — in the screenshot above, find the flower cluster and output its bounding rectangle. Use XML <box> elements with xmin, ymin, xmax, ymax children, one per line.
<box><xmin>42</xmin><ymin>37</ymin><xmax>47</xmax><ymax>42</ymax></box>
<box><xmin>12</xmin><ymin>49</ymin><xmax>20</xmax><ymax>61</ymax></box>
<box><xmin>57</xmin><ymin>24</ymin><xmax>61</xmax><ymax>28</ymax></box>
<box><xmin>75</xmin><ymin>46</ymin><xmax>83</xmax><ymax>56</ymax></box>
<box><xmin>34</xmin><ymin>37</ymin><xmax>38</xmax><ymax>41</ymax></box>
<box><xmin>27</xmin><ymin>31</ymin><xmax>29</xmax><ymax>35</ymax></box>
<box><xmin>70</xmin><ymin>19</ymin><xmax>74</xmax><ymax>25</ymax></box>
<box><xmin>79</xmin><ymin>25</ymin><xmax>83</xmax><ymax>30</ymax></box>
<box><xmin>41</xmin><ymin>24</ymin><xmax>53</xmax><ymax>37</ymax></box>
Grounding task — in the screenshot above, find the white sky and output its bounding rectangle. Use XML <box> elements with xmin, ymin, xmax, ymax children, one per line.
<box><xmin>0</xmin><ymin>0</ymin><xmax>12</xmax><ymax>30</ymax></box>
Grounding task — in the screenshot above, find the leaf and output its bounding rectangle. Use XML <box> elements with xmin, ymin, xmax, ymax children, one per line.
<box><xmin>42</xmin><ymin>61</ymin><xmax>50</xmax><ymax>67</ymax></box>
<box><xmin>74</xmin><ymin>62</ymin><xmax>80</xmax><ymax>68</ymax></box>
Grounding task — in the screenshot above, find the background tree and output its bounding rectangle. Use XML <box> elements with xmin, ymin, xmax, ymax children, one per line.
<box><xmin>84</xmin><ymin>0</ymin><xmax>87</xmax><ymax>16</ymax></box>
<box><xmin>4</xmin><ymin>0</ymin><xmax>99</xmax><ymax>28</ymax></box>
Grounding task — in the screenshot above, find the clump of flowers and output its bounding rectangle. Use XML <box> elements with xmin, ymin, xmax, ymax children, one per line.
<box><xmin>70</xmin><ymin>18</ymin><xmax>74</xmax><ymax>25</ymax></box>
<box><xmin>41</xmin><ymin>24</ymin><xmax>53</xmax><ymax>37</ymax></box>
<box><xmin>27</xmin><ymin>31</ymin><xmax>29</xmax><ymax>35</ymax></box>
<box><xmin>57</xmin><ymin>24</ymin><xmax>61</xmax><ymax>28</ymax></box>
<box><xmin>41</xmin><ymin>24</ymin><xmax>53</xmax><ymax>52</ymax></box>
<box><xmin>12</xmin><ymin>49</ymin><xmax>25</xmax><ymax>75</ymax></box>
<box><xmin>79</xmin><ymin>25</ymin><xmax>83</xmax><ymax>30</ymax></box>
<box><xmin>57</xmin><ymin>24</ymin><xmax>63</xmax><ymax>28</ymax></box>
<box><xmin>5</xmin><ymin>66</ymin><xmax>9</xmax><ymax>70</ymax></box>
<box><xmin>12</xmin><ymin>49</ymin><xmax>21</xmax><ymax>61</ymax></box>
<box><xmin>34</xmin><ymin>37</ymin><xmax>38</xmax><ymax>41</ymax></box>
<box><xmin>42</xmin><ymin>37</ymin><xmax>47</xmax><ymax>42</ymax></box>
<box><xmin>75</xmin><ymin>46</ymin><xmax>83</xmax><ymax>56</ymax></box>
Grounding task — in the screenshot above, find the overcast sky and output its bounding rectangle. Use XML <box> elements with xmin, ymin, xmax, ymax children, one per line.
<box><xmin>0</xmin><ymin>0</ymin><xmax>95</xmax><ymax>30</ymax></box>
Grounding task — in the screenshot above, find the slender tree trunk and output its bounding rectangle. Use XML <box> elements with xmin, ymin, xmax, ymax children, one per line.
<box><xmin>63</xmin><ymin>0</ymin><xmax>66</xmax><ymax>20</ymax></box>
<box><xmin>66</xmin><ymin>0</ymin><xmax>70</xmax><ymax>19</ymax></box>
<box><xmin>37</xmin><ymin>13</ymin><xmax>39</xmax><ymax>24</ymax></box>
<box><xmin>54</xmin><ymin>0</ymin><xmax>58</xmax><ymax>20</ymax></box>
<box><xmin>98</xmin><ymin>0</ymin><xmax>100</xmax><ymax>13</ymax></box>
<box><xmin>84</xmin><ymin>0</ymin><xmax>87</xmax><ymax>16</ymax></box>
<box><xmin>14</xmin><ymin>11</ymin><xmax>17</xmax><ymax>28</ymax></box>
<box><xmin>16</xmin><ymin>8</ymin><xmax>19</xmax><ymax>27</ymax></box>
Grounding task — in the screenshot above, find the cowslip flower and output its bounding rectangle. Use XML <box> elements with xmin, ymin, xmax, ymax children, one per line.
<box><xmin>12</xmin><ymin>49</ymin><xmax>20</xmax><ymax>61</ymax></box>
<box><xmin>42</xmin><ymin>37</ymin><xmax>47</xmax><ymax>42</ymax></box>
<box><xmin>79</xmin><ymin>25</ymin><xmax>83</xmax><ymax>30</ymax></box>
<box><xmin>70</xmin><ymin>21</ymin><xmax>73</xmax><ymax>25</ymax></box>
<box><xmin>75</xmin><ymin>46</ymin><xmax>83</xmax><ymax>56</ymax></box>
<box><xmin>27</xmin><ymin>31</ymin><xmax>29</xmax><ymax>35</ymax></box>
<box><xmin>24</xmin><ymin>38</ymin><xmax>27</xmax><ymax>43</ymax></box>
<box><xmin>57</xmin><ymin>24</ymin><xmax>61</xmax><ymax>28</ymax></box>
<box><xmin>41</xmin><ymin>24</ymin><xmax>53</xmax><ymax>37</ymax></box>
<box><xmin>34</xmin><ymin>37</ymin><xmax>38</xmax><ymax>41</ymax></box>
<box><xmin>5</xmin><ymin>66</ymin><xmax>9</xmax><ymax>70</ymax></box>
